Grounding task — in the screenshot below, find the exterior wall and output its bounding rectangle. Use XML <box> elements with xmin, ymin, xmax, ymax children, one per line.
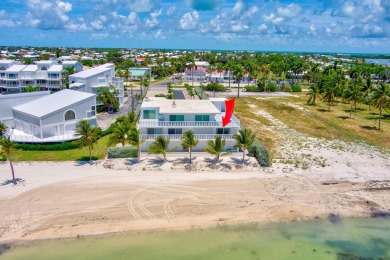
<box><xmin>13</xmin><ymin>111</ymin><xmax>40</xmax><ymax>126</ymax></box>
<box><xmin>141</xmin><ymin>139</ymin><xmax>237</xmax><ymax>152</ymax></box>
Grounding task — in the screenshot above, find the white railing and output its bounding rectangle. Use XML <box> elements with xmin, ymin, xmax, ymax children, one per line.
<box><xmin>9</xmin><ymin>134</ymin><xmax>78</xmax><ymax>143</ymax></box>
<box><xmin>139</xmin><ymin>117</ymin><xmax>240</xmax><ymax>128</ymax></box>
<box><xmin>140</xmin><ymin>134</ymin><xmax>234</xmax><ymax>140</ymax></box>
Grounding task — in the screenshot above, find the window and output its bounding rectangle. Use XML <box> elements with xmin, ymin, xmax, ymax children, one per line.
<box><xmin>143</xmin><ymin>110</ymin><xmax>156</xmax><ymax>119</ymax></box>
<box><xmin>8</xmin><ymin>73</ymin><xmax>17</xmax><ymax>79</ymax></box>
<box><xmin>0</xmin><ymin>73</ymin><xmax>5</xmax><ymax>77</ymax></box>
<box><xmin>169</xmin><ymin>115</ymin><xmax>184</xmax><ymax>121</ymax></box>
<box><xmin>65</xmin><ymin>110</ymin><xmax>76</xmax><ymax>121</ymax></box>
<box><xmin>0</xmin><ymin>66</ymin><xmax>6</xmax><ymax>71</ymax></box>
<box><xmin>168</xmin><ymin>129</ymin><xmax>182</xmax><ymax>134</ymax></box>
<box><xmin>147</xmin><ymin>128</ymin><xmax>163</xmax><ymax>134</ymax></box>
<box><xmin>217</xmin><ymin>128</ymin><xmax>230</xmax><ymax>134</ymax></box>
<box><xmin>41</xmin><ymin>67</ymin><xmax>48</xmax><ymax>71</ymax></box>
<box><xmin>195</xmin><ymin>115</ymin><xmax>210</xmax><ymax>121</ymax></box>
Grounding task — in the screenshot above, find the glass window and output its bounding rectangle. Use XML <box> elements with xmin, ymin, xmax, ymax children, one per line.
<box><xmin>65</xmin><ymin>110</ymin><xmax>76</xmax><ymax>121</ymax></box>
<box><xmin>169</xmin><ymin>115</ymin><xmax>184</xmax><ymax>121</ymax></box>
<box><xmin>147</xmin><ymin>128</ymin><xmax>162</xmax><ymax>134</ymax></box>
<box><xmin>168</xmin><ymin>129</ymin><xmax>182</xmax><ymax>134</ymax></box>
<box><xmin>195</xmin><ymin>115</ymin><xmax>209</xmax><ymax>121</ymax></box>
<box><xmin>217</xmin><ymin>128</ymin><xmax>230</xmax><ymax>134</ymax></box>
<box><xmin>143</xmin><ymin>110</ymin><xmax>156</xmax><ymax>119</ymax></box>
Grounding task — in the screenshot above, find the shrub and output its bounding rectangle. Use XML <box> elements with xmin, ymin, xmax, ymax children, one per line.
<box><xmin>155</xmin><ymin>94</ymin><xmax>165</xmax><ymax>97</ymax></box>
<box><xmin>245</xmin><ymin>85</ymin><xmax>260</xmax><ymax>92</ymax></box>
<box><xmin>265</xmin><ymin>82</ymin><xmax>278</xmax><ymax>92</ymax></box>
<box><xmin>15</xmin><ymin>141</ymin><xmax>79</xmax><ymax>151</ymax></box>
<box><xmin>248</xmin><ymin>139</ymin><xmax>270</xmax><ymax>167</ymax></box>
<box><xmin>1</xmin><ymin>154</ymin><xmax>6</xmax><ymax>162</ymax></box>
<box><xmin>99</xmin><ymin>127</ymin><xmax>113</xmax><ymax>137</ymax></box>
<box><xmin>107</xmin><ymin>146</ymin><xmax>138</xmax><ymax>158</ymax></box>
<box><xmin>204</xmin><ymin>82</ymin><xmax>226</xmax><ymax>92</ymax></box>
<box><xmin>291</xmin><ymin>84</ymin><xmax>302</xmax><ymax>92</ymax></box>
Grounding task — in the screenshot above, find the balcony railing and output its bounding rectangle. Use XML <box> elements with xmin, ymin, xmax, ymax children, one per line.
<box><xmin>140</xmin><ymin>134</ymin><xmax>234</xmax><ymax>140</ymax></box>
<box><xmin>139</xmin><ymin>117</ymin><xmax>240</xmax><ymax>128</ymax></box>
<box><xmin>9</xmin><ymin>134</ymin><xmax>78</xmax><ymax>143</ymax></box>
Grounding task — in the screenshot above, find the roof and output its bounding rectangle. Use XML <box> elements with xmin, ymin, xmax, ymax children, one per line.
<box><xmin>70</xmin><ymin>65</ymin><xmax>112</xmax><ymax>79</ymax></box>
<box><xmin>37</xmin><ymin>60</ymin><xmax>53</xmax><ymax>65</ymax></box>
<box><xmin>47</xmin><ymin>65</ymin><xmax>63</xmax><ymax>72</ymax></box>
<box><xmin>142</xmin><ymin>97</ymin><xmax>220</xmax><ymax>114</ymax></box>
<box><xmin>22</xmin><ymin>65</ymin><xmax>38</xmax><ymax>72</ymax></box>
<box><xmin>62</xmin><ymin>61</ymin><xmax>78</xmax><ymax>65</ymax></box>
<box><xmin>0</xmin><ymin>60</ymin><xmax>15</xmax><ymax>64</ymax></box>
<box><xmin>13</xmin><ymin>89</ymin><xmax>95</xmax><ymax>118</ymax></box>
<box><xmin>6</xmin><ymin>65</ymin><xmax>26</xmax><ymax>72</ymax></box>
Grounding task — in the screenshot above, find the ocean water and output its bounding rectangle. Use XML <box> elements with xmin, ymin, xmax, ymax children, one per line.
<box><xmin>1</xmin><ymin>217</ymin><xmax>390</xmax><ymax>259</ymax></box>
<box><xmin>365</xmin><ymin>58</ymin><xmax>390</xmax><ymax>66</ymax></box>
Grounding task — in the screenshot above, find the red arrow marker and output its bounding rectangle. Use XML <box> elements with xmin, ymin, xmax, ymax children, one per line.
<box><xmin>222</xmin><ymin>98</ymin><xmax>235</xmax><ymax>127</ymax></box>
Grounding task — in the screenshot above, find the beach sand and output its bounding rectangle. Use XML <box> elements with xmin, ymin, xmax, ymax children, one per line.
<box><xmin>0</xmin><ymin>147</ymin><xmax>389</xmax><ymax>243</ymax></box>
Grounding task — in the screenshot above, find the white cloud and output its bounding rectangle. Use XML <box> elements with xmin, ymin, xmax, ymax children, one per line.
<box><xmin>26</xmin><ymin>0</ymin><xmax>72</xmax><ymax>29</ymax></box>
<box><xmin>258</xmin><ymin>23</ymin><xmax>268</xmax><ymax>32</ymax></box>
<box><xmin>90</xmin><ymin>33</ymin><xmax>109</xmax><ymax>40</ymax></box>
<box><xmin>128</xmin><ymin>0</ymin><xmax>158</xmax><ymax>13</ymax></box>
<box><xmin>179</xmin><ymin>11</ymin><xmax>200</xmax><ymax>30</ymax></box>
<box><xmin>167</xmin><ymin>5</ymin><xmax>176</xmax><ymax>16</ymax></box>
<box><xmin>232</xmin><ymin>0</ymin><xmax>246</xmax><ymax>17</ymax></box>
<box><xmin>145</xmin><ymin>9</ymin><xmax>162</xmax><ymax>29</ymax></box>
<box><xmin>264</xmin><ymin>13</ymin><xmax>284</xmax><ymax>24</ymax></box>
<box><xmin>277</xmin><ymin>3</ymin><xmax>302</xmax><ymax>17</ymax></box>
<box><xmin>230</xmin><ymin>21</ymin><xmax>249</xmax><ymax>32</ymax></box>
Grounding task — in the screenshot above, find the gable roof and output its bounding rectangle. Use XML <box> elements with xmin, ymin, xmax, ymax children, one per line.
<box><xmin>13</xmin><ymin>89</ymin><xmax>95</xmax><ymax>118</ymax></box>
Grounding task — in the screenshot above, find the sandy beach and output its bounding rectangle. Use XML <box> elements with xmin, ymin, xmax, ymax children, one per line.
<box><xmin>0</xmin><ymin>142</ymin><xmax>389</xmax><ymax>244</ymax></box>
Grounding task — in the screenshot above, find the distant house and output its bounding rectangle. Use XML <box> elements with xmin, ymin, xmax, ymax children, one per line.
<box><xmin>6</xmin><ymin>89</ymin><xmax>97</xmax><ymax>143</ymax></box>
<box><xmin>138</xmin><ymin>97</ymin><xmax>240</xmax><ymax>152</ymax></box>
<box><xmin>69</xmin><ymin>63</ymin><xmax>124</xmax><ymax>106</ymax></box>
<box><xmin>135</xmin><ymin>57</ymin><xmax>146</xmax><ymax>65</ymax></box>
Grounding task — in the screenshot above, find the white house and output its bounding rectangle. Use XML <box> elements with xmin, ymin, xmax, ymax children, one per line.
<box><xmin>69</xmin><ymin>63</ymin><xmax>124</xmax><ymax>106</ymax></box>
<box><xmin>0</xmin><ymin>60</ymin><xmax>83</xmax><ymax>93</ymax></box>
<box><xmin>138</xmin><ymin>97</ymin><xmax>240</xmax><ymax>152</ymax></box>
<box><xmin>8</xmin><ymin>89</ymin><xmax>96</xmax><ymax>143</ymax></box>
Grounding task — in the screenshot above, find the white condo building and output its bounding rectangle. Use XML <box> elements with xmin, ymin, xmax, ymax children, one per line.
<box><xmin>138</xmin><ymin>97</ymin><xmax>241</xmax><ymax>152</ymax></box>
<box><xmin>0</xmin><ymin>60</ymin><xmax>83</xmax><ymax>93</ymax></box>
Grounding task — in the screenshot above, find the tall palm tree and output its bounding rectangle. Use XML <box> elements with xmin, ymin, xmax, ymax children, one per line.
<box><xmin>0</xmin><ymin>136</ymin><xmax>17</xmax><ymax>185</ymax></box>
<box><xmin>108</xmin><ymin>121</ymin><xmax>130</xmax><ymax>147</ymax></box>
<box><xmin>370</xmin><ymin>82</ymin><xmax>390</xmax><ymax>130</ymax></box>
<box><xmin>127</xmin><ymin>128</ymin><xmax>143</xmax><ymax>162</ymax></box>
<box><xmin>0</xmin><ymin>122</ymin><xmax>7</xmax><ymax>137</ymax></box>
<box><xmin>343</xmin><ymin>79</ymin><xmax>362</xmax><ymax>118</ymax></box>
<box><xmin>306</xmin><ymin>84</ymin><xmax>320</xmax><ymax>105</ymax></box>
<box><xmin>233</xmin><ymin>128</ymin><xmax>256</xmax><ymax>163</ymax></box>
<box><xmin>181</xmin><ymin>130</ymin><xmax>199</xmax><ymax>163</ymax></box>
<box><xmin>148</xmin><ymin>136</ymin><xmax>175</xmax><ymax>162</ymax></box>
<box><xmin>75</xmin><ymin>120</ymin><xmax>100</xmax><ymax>163</ymax></box>
<box><xmin>203</xmin><ymin>136</ymin><xmax>231</xmax><ymax>162</ymax></box>
<box><xmin>97</xmin><ymin>87</ymin><xmax>119</xmax><ymax>112</ymax></box>
<box><xmin>233</xmin><ymin>64</ymin><xmax>244</xmax><ymax>98</ymax></box>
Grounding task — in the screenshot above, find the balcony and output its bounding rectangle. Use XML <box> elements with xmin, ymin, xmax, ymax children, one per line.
<box><xmin>139</xmin><ymin>116</ymin><xmax>240</xmax><ymax>128</ymax></box>
<box><xmin>140</xmin><ymin>134</ymin><xmax>234</xmax><ymax>140</ymax></box>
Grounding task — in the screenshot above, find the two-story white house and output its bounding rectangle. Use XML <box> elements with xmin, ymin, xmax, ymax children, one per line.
<box><xmin>138</xmin><ymin>97</ymin><xmax>240</xmax><ymax>152</ymax></box>
<box><xmin>69</xmin><ymin>63</ymin><xmax>124</xmax><ymax>106</ymax></box>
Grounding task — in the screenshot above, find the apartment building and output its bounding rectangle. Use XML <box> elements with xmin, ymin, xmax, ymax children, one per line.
<box><xmin>138</xmin><ymin>97</ymin><xmax>240</xmax><ymax>152</ymax></box>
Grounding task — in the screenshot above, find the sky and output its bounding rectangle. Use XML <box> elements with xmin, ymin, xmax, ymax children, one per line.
<box><xmin>0</xmin><ymin>0</ymin><xmax>389</xmax><ymax>53</ymax></box>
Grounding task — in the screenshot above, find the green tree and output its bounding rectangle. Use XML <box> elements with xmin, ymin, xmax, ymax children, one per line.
<box><xmin>233</xmin><ymin>128</ymin><xmax>256</xmax><ymax>163</ymax></box>
<box><xmin>97</xmin><ymin>87</ymin><xmax>119</xmax><ymax>112</ymax></box>
<box><xmin>370</xmin><ymin>82</ymin><xmax>390</xmax><ymax>130</ymax></box>
<box><xmin>306</xmin><ymin>84</ymin><xmax>320</xmax><ymax>105</ymax></box>
<box><xmin>148</xmin><ymin>136</ymin><xmax>175</xmax><ymax>162</ymax></box>
<box><xmin>343</xmin><ymin>79</ymin><xmax>362</xmax><ymax>118</ymax></box>
<box><xmin>181</xmin><ymin>130</ymin><xmax>199</xmax><ymax>163</ymax></box>
<box><xmin>0</xmin><ymin>122</ymin><xmax>7</xmax><ymax>137</ymax></box>
<box><xmin>75</xmin><ymin>120</ymin><xmax>100</xmax><ymax>163</ymax></box>
<box><xmin>108</xmin><ymin>120</ymin><xmax>131</xmax><ymax>147</ymax></box>
<box><xmin>0</xmin><ymin>136</ymin><xmax>17</xmax><ymax>185</ymax></box>
<box><xmin>127</xmin><ymin>128</ymin><xmax>143</xmax><ymax>162</ymax></box>
<box><xmin>25</xmin><ymin>85</ymin><xmax>40</xmax><ymax>92</ymax></box>
<box><xmin>203</xmin><ymin>136</ymin><xmax>231</xmax><ymax>162</ymax></box>
<box><xmin>233</xmin><ymin>64</ymin><xmax>244</xmax><ymax>98</ymax></box>
<box><xmin>63</xmin><ymin>67</ymin><xmax>75</xmax><ymax>89</ymax></box>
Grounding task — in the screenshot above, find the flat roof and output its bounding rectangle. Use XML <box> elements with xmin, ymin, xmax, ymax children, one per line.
<box><xmin>22</xmin><ymin>65</ymin><xmax>38</xmax><ymax>72</ymax></box>
<box><xmin>70</xmin><ymin>64</ymin><xmax>112</xmax><ymax>79</ymax></box>
<box><xmin>0</xmin><ymin>60</ymin><xmax>17</xmax><ymax>64</ymax></box>
<box><xmin>13</xmin><ymin>89</ymin><xmax>95</xmax><ymax>118</ymax></box>
<box><xmin>142</xmin><ymin>97</ymin><xmax>220</xmax><ymax>114</ymax></box>
<box><xmin>47</xmin><ymin>65</ymin><xmax>63</xmax><ymax>72</ymax></box>
<box><xmin>6</xmin><ymin>65</ymin><xmax>26</xmax><ymax>72</ymax></box>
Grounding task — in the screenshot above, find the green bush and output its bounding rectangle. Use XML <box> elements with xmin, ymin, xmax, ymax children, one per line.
<box><xmin>15</xmin><ymin>141</ymin><xmax>80</xmax><ymax>151</ymax></box>
<box><xmin>291</xmin><ymin>84</ymin><xmax>302</xmax><ymax>92</ymax></box>
<box><xmin>204</xmin><ymin>82</ymin><xmax>226</xmax><ymax>92</ymax></box>
<box><xmin>155</xmin><ymin>94</ymin><xmax>165</xmax><ymax>97</ymax></box>
<box><xmin>107</xmin><ymin>146</ymin><xmax>138</xmax><ymax>158</ymax></box>
<box><xmin>244</xmin><ymin>85</ymin><xmax>260</xmax><ymax>92</ymax></box>
<box><xmin>265</xmin><ymin>82</ymin><xmax>278</xmax><ymax>92</ymax></box>
<box><xmin>248</xmin><ymin>139</ymin><xmax>270</xmax><ymax>167</ymax></box>
<box><xmin>1</xmin><ymin>154</ymin><xmax>6</xmax><ymax>162</ymax></box>
<box><xmin>99</xmin><ymin>127</ymin><xmax>113</xmax><ymax>137</ymax></box>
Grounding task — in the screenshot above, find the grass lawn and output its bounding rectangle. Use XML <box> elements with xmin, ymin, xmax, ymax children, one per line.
<box><xmin>12</xmin><ymin>135</ymin><xmax>112</xmax><ymax>162</ymax></box>
<box><xmin>235</xmin><ymin>93</ymin><xmax>390</xmax><ymax>155</ymax></box>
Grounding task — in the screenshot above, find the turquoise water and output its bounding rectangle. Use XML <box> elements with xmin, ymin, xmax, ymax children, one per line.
<box><xmin>1</xmin><ymin>217</ymin><xmax>390</xmax><ymax>259</ymax></box>
<box><xmin>129</xmin><ymin>69</ymin><xmax>149</xmax><ymax>77</ymax></box>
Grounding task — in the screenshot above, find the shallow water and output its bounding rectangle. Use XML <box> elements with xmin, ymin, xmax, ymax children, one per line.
<box><xmin>2</xmin><ymin>218</ymin><xmax>390</xmax><ymax>259</ymax></box>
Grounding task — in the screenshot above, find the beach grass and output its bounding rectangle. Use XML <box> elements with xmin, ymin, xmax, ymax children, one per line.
<box><xmin>235</xmin><ymin>94</ymin><xmax>390</xmax><ymax>153</ymax></box>
<box><xmin>11</xmin><ymin>135</ymin><xmax>111</xmax><ymax>162</ymax></box>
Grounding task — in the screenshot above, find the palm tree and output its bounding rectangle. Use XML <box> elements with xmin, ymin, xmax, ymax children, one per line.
<box><xmin>306</xmin><ymin>84</ymin><xmax>320</xmax><ymax>105</ymax></box>
<box><xmin>370</xmin><ymin>82</ymin><xmax>390</xmax><ymax>130</ymax></box>
<box><xmin>0</xmin><ymin>122</ymin><xmax>7</xmax><ymax>137</ymax></box>
<box><xmin>0</xmin><ymin>136</ymin><xmax>17</xmax><ymax>185</ymax></box>
<box><xmin>108</xmin><ymin>121</ymin><xmax>130</xmax><ymax>147</ymax></box>
<box><xmin>233</xmin><ymin>128</ymin><xmax>256</xmax><ymax>163</ymax></box>
<box><xmin>148</xmin><ymin>136</ymin><xmax>175</xmax><ymax>162</ymax></box>
<box><xmin>233</xmin><ymin>64</ymin><xmax>244</xmax><ymax>98</ymax></box>
<box><xmin>97</xmin><ymin>87</ymin><xmax>119</xmax><ymax>112</ymax></box>
<box><xmin>203</xmin><ymin>136</ymin><xmax>231</xmax><ymax>162</ymax></box>
<box><xmin>25</xmin><ymin>85</ymin><xmax>40</xmax><ymax>92</ymax></box>
<box><xmin>75</xmin><ymin>120</ymin><xmax>100</xmax><ymax>163</ymax></box>
<box><xmin>343</xmin><ymin>79</ymin><xmax>362</xmax><ymax>118</ymax></box>
<box><xmin>181</xmin><ymin>130</ymin><xmax>199</xmax><ymax>163</ymax></box>
<box><xmin>63</xmin><ymin>67</ymin><xmax>75</xmax><ymax>89</ymax></box>
<box><xmin>322</xmin><ymin>85</ymin><xmax>336</xmax><ymax>111</ymax></box>
<box><xmin>127</xmin><ymin>128</ymin><xmax>143</xmax><ymax>162</ymax></box>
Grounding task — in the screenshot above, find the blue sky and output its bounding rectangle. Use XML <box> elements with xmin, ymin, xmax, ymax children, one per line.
<box><xmin>0</xmin><ymin>0</ymin><xmax>389</xmax><ymax>53</ymax></box>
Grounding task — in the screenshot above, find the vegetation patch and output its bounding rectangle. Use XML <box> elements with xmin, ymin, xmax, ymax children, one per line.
<box><xmin>248</xmin><ymin>139</ymin><xmax>271</xmax><ymax>167</ymax></box>
<box><xmin>107</xmin><ymin>146</ymin><xmax>138</xmax><ymax>158</ymax></box>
